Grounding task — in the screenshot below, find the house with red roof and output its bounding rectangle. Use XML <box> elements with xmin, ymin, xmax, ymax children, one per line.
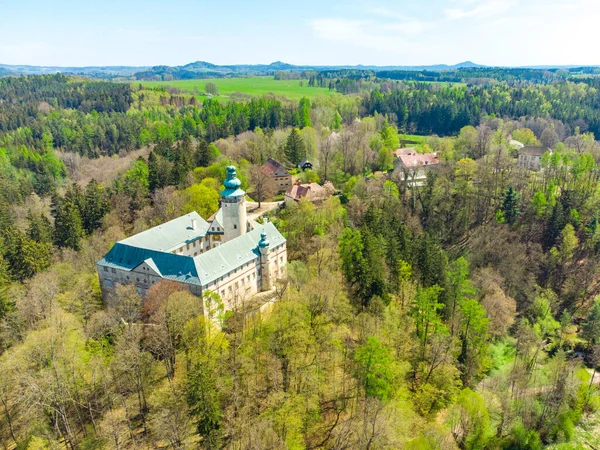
<box><xmin>392</xmin><ymin>149</ymin><xmax>440</xmax><ymax>186</ymax></box>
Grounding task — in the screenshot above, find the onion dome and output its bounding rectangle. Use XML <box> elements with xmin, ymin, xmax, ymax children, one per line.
<box><xmin>224</xmin><ymin>166</ymin><xmax>242</xmax><ymax>190</ymax></box>
<box><xmin>258</xmin><ymin>231</ymin><xmax>270</xmax><ymax>248</ymax></box>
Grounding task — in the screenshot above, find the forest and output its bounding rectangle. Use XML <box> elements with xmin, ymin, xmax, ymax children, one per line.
<box><xmin>2</xmin><ymin>73</ymin><xmax>600</xmax><ymax>449</ymax></box>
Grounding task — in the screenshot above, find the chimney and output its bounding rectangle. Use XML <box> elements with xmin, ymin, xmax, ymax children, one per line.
<box><xmin>191</xmin><ymin>219</ymin><xmax>197</xmax><ymax>230</ymax></box>
<box><xmin>263</xmin><ymin>217</ymin><xmax>269</xmax><ymax>225</ymax></box>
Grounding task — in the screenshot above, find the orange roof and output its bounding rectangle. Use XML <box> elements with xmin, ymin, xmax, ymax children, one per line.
<box><xmin>285</xmin><ymin>182</ymin><xmax>332</xmax><ymax>202</ymax></box>
<box><xmin>396</xmin><ymin>151</ymin><xmax>440</xmax><ymax>168</ymax></box>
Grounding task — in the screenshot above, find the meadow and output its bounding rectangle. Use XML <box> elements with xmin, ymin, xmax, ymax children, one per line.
<box><xmin>141</xmin><ymin>76</ymin><xmax>334</xmax><ymax>102</ymax></box>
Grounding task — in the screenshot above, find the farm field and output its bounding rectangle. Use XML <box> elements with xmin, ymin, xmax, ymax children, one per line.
<box><xmin>141</xmin><ymin>76</ymin><xmax>334</xmax><ymax>101</ymax></box>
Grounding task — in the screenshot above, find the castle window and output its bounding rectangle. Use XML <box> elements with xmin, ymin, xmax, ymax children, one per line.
<box><xmin>103</xmin><ymin>267</ymin><xmax>108</xmax><ymax>272</ymax></box>
<box><xmin>137</xmin><ymin>278</ymin><xmax>140</xmax><ymax>282</ymax></box>
<box><xmin>137</xmin><ymin>287</ymin><xmax>143</xmax><ymax>294</ymax></box>
<box><xmin>187</xmin><ymin>244</ymin><xmax>190</xmax><ymax>250</ymax></box>
<box><xmin>234</xmin><ymin>224</ymin><xmax>237</xmax><ymax>229</ymax></box>
<box><xmin>111</xmin><ymin>268</ymin><xmax>116</xmax><ymax>274</ymax></box>
<box><xmin>194</xmin><ymin>252</ymin><xmax>198</xmax><ymax>256</ymax></box>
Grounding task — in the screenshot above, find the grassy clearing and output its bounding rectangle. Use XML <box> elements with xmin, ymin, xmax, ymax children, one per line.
<box><xmin>141</xmin><ymin>77</ymin><xmax>334</xmax><ymax>102</ymax></box>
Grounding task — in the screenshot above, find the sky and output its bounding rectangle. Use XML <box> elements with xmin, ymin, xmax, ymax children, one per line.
<box><xmin>1</xmin><ymin>0</ymin><xmax>599</xmax><ymax>68</ymax></box>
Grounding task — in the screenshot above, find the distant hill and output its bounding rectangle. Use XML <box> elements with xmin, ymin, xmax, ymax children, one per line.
<box><xmin>1</xmin><ymin>60</ymin><xmax>599</xmax><ymax>81</ymax></box>
<box><xmin>0</xmin><ymin>60</ymin><xmax>488</xmax><ymax>80</ymax></box>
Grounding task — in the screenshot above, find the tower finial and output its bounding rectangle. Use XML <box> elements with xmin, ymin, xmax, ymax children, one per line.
<box><xmin>224</xmin><ymin>165</ymin><xmax>242</xmax><ymax>190</ymax></box>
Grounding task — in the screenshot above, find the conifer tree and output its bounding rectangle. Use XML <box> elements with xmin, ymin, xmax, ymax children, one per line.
<box><xmin>82</xmin><ymin>179</ymin><xmax>110</xmax><ymax>234</ymax></box>
<box><xmin>2</xmin><ymin>227</ymin><xmax>51</xmax><ymax>280</ymax></box>
<box><xmin>148</xmin><ymin>151</ymin><xmax>172</xmax><ymax>192</ymax></box>
<box><xmin>284</xmin><ymin>128</ymin><xmax>305</xmax><ymax>166</ymax></box>
<box><xmin>583</xmin><ymin>299</ymin><xmax>600</xmax><ymax>348</ymax></box>
<box><xmin>0</xmin><ymin>254</ymin><xmax>12</xmax><ymax>319</ymax></box>
<box><xmin>54</xmin><ymin>196</ymin><xmax>84</xmax><ymax>250</ymax></box>
<box><xmin>501</xmin><ymin>186</ymin><xmax>520</xmax><ymax>225</ymax></box>
<box><xmin>171</xmin><ymin>139</ymin><xmax>193</xmax><ymax>186</ymax></box>
<box><xmin>26</xmin><ymin>210</ymin><xmax>53</xmax><ymax>243</ymax></box>
<box><xmin>195</xmin><ymin>139</ymin><xmax>212</xmax><ymax>167</ymax></box>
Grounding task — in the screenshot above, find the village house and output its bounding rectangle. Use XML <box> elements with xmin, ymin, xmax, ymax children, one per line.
<box><xmin>285</xmin><ymin>180</ymin><xmax>334</xmax><ymax>204</ymax></box>
<box><xmin>261</xmin><ymin>157</ymin><xmax>292</xmax><ymax>194</ymax></box>
<box><xmin>517</xmin><ymin>146</ymin><xmax>549</xmax><ymax>170</ymax></box>
<box><xmin>97</xmin><ymin>166</ymin><xmax>287</xmax><ymax>310</ymax></box>
<box><xmin>298</xmin><ymin>159</ymin><xmax>313</xmax><ymax>171</ymax></box>
<box><xmin>392</xmin><ymin>148</ymin><xmax>440</xmax><ymax>187</ymax></box>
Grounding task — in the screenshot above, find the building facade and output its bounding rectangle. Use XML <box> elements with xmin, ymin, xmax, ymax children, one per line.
<box><xmin>517</xmin><ymin>146</ymin><xmax>549</xmax><ymax>171</ymax></box>
<box><xmin>96</xmin><ymin>166</ymin><xmax>287</xmax><ymax>310</ymax></box>
<box><xmin>261</xmin><ymin>158</ymin><xmax>292</xmax><ymax>194</ymax></box>
<box><xmin>391</xmin><ymin>149</ymin><xmax>440</xmax><ymax>187</ymax></box>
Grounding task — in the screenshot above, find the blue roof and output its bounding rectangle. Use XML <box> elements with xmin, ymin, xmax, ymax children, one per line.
<box><xmin>221</xmin><ymin>165</ymin><xmax>245</xmax><ymax>197</ymax></box>
<box><xmin>97</xmin><ymin>222</ymin><xmax>286</xmax><ymax>288</ymax></box>
<box><xmin>98</xmin><ymin>243</ymin><xmax>202</xmax><ymax>285</ymax></box>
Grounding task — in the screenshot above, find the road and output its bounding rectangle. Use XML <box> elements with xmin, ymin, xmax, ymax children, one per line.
<box><xmin>246</xmin><ymin>201</ymin><xmax>284</xmax><ymax>222</ymax></box>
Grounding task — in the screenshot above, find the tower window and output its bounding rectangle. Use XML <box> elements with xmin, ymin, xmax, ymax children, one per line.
<box><xmin>234</xmin><ymin>224</ymin><xmax>237</xmax><ymax>229</ymax></box>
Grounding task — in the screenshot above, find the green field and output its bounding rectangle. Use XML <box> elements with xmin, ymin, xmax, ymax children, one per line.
<box><xmin>141</xmin><ymin>77</ymin><xmax>334</xmax><ymax>102</ymax></box>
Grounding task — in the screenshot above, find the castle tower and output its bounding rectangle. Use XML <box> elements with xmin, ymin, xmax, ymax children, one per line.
<box><xmin>258</xmin><ymin>231</ymin><xmax>271</xmax><ymax>291</ymax></box>
<box><xmin>221</xmin><ymin>165</ymin><xmax>247</xmax><ymax>243</ymax></box>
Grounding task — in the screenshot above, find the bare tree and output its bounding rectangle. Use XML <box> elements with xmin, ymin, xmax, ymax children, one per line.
<box><xmin>248</xmin><ymin>165</ymin><xmax>277</xmax><ymax>208</ymax></box>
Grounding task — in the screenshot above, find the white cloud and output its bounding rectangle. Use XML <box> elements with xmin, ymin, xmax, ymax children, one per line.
<box><xmin>309</xmin><ymin>15</ymin><xmax>427</xmax><ymax>54</ymax></box>
<box><xmin>444</xmin><ymin>0</ymin><xmax>516</xmax><ymax>20</ymax></box>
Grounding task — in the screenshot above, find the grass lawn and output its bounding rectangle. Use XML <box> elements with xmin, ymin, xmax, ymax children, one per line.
<box><xmin>141</xmin><ymin>77</ymin><xmax>334</xmax><ymax>102</ymax></box>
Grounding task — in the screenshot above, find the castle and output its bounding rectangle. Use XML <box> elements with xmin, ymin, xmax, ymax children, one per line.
<box><xmin>96</xmin><ymin>166</ymin><xmax>287</xmax><ymax>309</ymax></box>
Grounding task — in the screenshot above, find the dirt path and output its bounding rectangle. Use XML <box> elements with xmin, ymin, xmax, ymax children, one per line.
<box><xmin>246</xmin><ymin>201</ymin><xmax>283</xmax><ymax>222</ymax></box>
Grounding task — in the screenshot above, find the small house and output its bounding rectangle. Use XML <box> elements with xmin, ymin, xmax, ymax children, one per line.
<box><xmin>517</xmin><ymin>146</ymin><xmax>549</xmax><ymax>171</ymax></box>
<box><xmin>392</xmin><ymin>149</ymin><xmax>440</xmax><ymax>187</ymax></box>
<box><xmin>262</xmin><ymin>157</ymin><xmax>292</xmax><ymax>194</ymax></box>
<box><xmin>298</xmin><ymin>159</ymin><xmax>313</xmax><ymax>171</ymax></box>
<box><xmin>285</xmin><ymin>181</ymin><xmax>334</xmax><ymax>204</ymax></box>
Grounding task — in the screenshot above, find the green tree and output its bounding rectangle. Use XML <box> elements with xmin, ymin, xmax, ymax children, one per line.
<box><xmin>502</xmin><ymin>186</ymin><xmax>520</xmax><ymax>225</ymax></box>
<box><xmin>195</xmin><ymin>139</ymin><xmax>218</xmax><ymax>168</ymax></box>
<box><xmin>411</xmin><ymin>285</ymin><xmax>446</xmax><ymax>351</ymax></box>
<box><xmin>181</xmin><ymin>182</ymin><xmax>219</xmax><ymax>219</ymax></box>
<box><xmin>447</xmin><ymin>388</ymin><xmax>491</xmax><ymax>449</ymax></box>
<box><xmin>354</xmin><ymin>337</ymin><xmax>395</xmax><ymax>401</ymax></box>
<box><xmin>2</xmin><ymin>227</ymin><xmax>51</xmax><ymax>280</ymax></box>
<box><xmin>205</xmin><ymin>82</ymin><xmax>219</xmax><ymax>95</ymax></box>
<box><xmin>148</xmin><ymin>151</ymin><xmax>172</xmax><ymax>192</ymax></box>
<box><xmin>0</xmin><ymin>255</ymin><xmax>13</xmax><ymax>319</ymax></box>
<box><xmin>284</xmin><ymin>128</ymin><xmax>306</xmax><ymax>166</ymax></box>
<box><xmin>53</xmin><ymin>196</ymin><xmax>84</xmax><ymax>250</ymax></box>
<box><xmin>82</xmin><ymin>179</ymin><xmax>110</xmax><ymax>234</ymax></box>
<box><xmin>582</xmin><ymin>298</ymin><xmax>600</xmax><ymax>347</ymax></box>
<box><xmin>26</xmin><ymin>210</ymin><xmax>53</xmax><ymax>244</ymax></box>
<box><xmin>298</xmin><ymin>97</ymin><xmax>312</xmax><ymax>128</ymax></box>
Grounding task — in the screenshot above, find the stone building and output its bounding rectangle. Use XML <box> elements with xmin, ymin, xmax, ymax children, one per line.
<box><xmin>517</xmin><ymin>146</ymin><xmax>549</xmax><ymax>171</ymax></box>
<box><xmin>261</xmin><ymin>157</ymin><xmax>292</xmax><ymax>194</ymax></box>
<box><xmin>392</xmin><ymin>149</ymin><xmax>440</xmax><ymax>187</ymax></box>
<box><xmin>96</xmin><ymin>166</ymin><xmax>287</xmax><ymax>309</ymax></box>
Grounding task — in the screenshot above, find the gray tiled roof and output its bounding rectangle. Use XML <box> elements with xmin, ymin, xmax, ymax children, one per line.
<box><xmin>194</xmin><ymin>222</ymin><xmax>285</xmax><ymax>284</ymax></box>
<box><xmin>97</xmin><ymin>221</ymin><xmax>285</xmax><ymax>288</ymax></box>
<box><xmin>119</xmin><ymin>212</ymin><xmax>209</xmax><ymax>252</ymax></box>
